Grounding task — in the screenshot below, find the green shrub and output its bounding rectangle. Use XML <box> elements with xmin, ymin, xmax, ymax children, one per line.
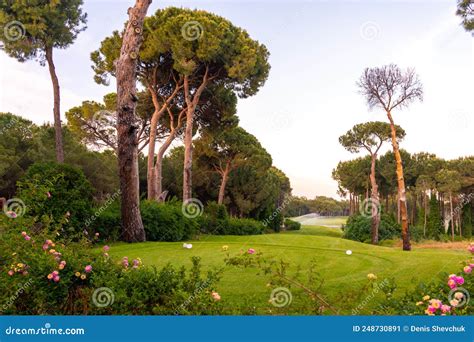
<box><xmin>0</xmin><ymin>220</ymin><xmax>222</xmax><ymax>315</ymax></box>
<box><xmin>198</xmin><ymin>202</ymin><xmax>229</xmax><ymax>234</ymax></box>
<box><xmin>141</xmin><ymin>201</ymin><xmax>198</xmax><ymax>242</ymax></box>
<box><xmin>284</xmin><ymin>218</ymin><xmax>301</xmax><ymax>231</ymax></box>
<box><xmin>17</xmin><ymin>162</ymin><xmax>94</xmax><ymax>237</ymax></box>
<box><xmin>88</xmin><ymin>200</ymin><xmax>121</xmax><ymax>241</ymax></box>
<box><xmin>224</xmin><ymin>218</ymin><xmax>264</xmax><ymax>235</ymax></box>
<box><xmin>426</xmin><ymin>195</ymin><xmax>443</xmax><ymax>240</ymax></box>
<box><xmin>343</xmin><ymin>214</ymin><xmax>401</xmax><ymax>242</ymax></box>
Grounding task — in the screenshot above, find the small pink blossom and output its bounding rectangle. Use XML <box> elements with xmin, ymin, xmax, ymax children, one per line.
<box><xmin>42</xmin><ymin>244</ymin><xmax>49</xmax><ymax>251</ymax></box>
<box><xmin>448</xmin><ymin>279</ymin><xmax>457</xmax><ymax>289</ymax></box>
<box><xmin>8</xmin><ymin>270</ymin><xmax>14</xmax><ymax>276</ymax></box>
<box><xmin>21</xmin><ymin>231</ymin><xmax>27</xmax><ymax>237</ymax></box>
<box><xmin>441</xmin><ymin>304</ymin><xmax>451</xmax><ymax>313</ymax></box>
<box><xmin>463</xmin><ymin>266</ymin><xmax>472</xmax><ymax>274</ymax></box>
<box><xmin>211</xmin><ymin>291</ymin><xmax>221</xmax><ymax>301</ymax></box>
<box><xmin>46</xmin><ymin>192</ymin><xmax>51</xmax><ymax>198</ymax></box>
<box><xmin>103</xmin><ymin>245</ymin><xmax>110</xmax><ymax>252</ymax></box>
<box><xmin>24</xmin><ymin>235</ymin><xmax>31</xmax><ymax>241</ymax></box>
<box><xmin>84</xmin><ymin>265</ymin><xmax>92</xmax><ymax>273</ymax></box>
<box><xmin>247</xmin><ymin>248</ymin><xmax>255</xmax><ymax>254</ymax></box>
<box><xmin>53</xmin><ymin>276</ymin><xmax>60</xmax><ymax>283</ymax></box>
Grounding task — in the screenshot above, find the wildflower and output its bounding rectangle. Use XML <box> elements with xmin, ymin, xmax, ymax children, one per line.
<box><xmin>222</xmin><ymin>245</ymin><xmax>229</xmax><ymax>251</ymax></box>
<box><xmin>80</xmin><ymin>274</ymin><xmax>86</xmax><ymax>280</ymax></box>
<box><xmin>104</xmin><ymin>253</ymin><xmax>109</xmax><ymax>258</ymax></box>
<box><xmin>367</xmin><ymin>273</ymin><xmax>377</xmax><ymax>280</ymax></box>
<box><xmin>75</xmin><ymin>272</ymin><xmax>81</xmax><ymax>277</ymax></box>
<box><xmin>95</xmin><ymin>232</ymin><xmax>100</xmax><ymax>237</ymax></box>
<box><xmin>448</xmin><ymin>279</ymin><xmax>457</xmax><ymax>289</ymax></box>
<box><xmin>24</xmin><ymin>235</ymin><xmax>31</xmax><ymax>241</ymax></box>
<box><xmin>416</xmin><ymin>301</ymin><xmax>424</xmax><ymax>306</ymax></box>
<box><xmin>211</xmin><ymin>291</ymin><xmax>221</xmax><ymax>301</ymax></box>
<box><xmin>454</xmin><ymin>292</ymin><xmax>464</xmax><ymax>300</ymax></box>
<box><xmin>45</xmin><ymin>239</ymin><xmax>53</xmax><ymax>245</ymax></box>
<box><xmin>463</xmin><ymin>266</ymin><xmax>472</xmax><ymax>274</ymax></box>
<box><xmin>468</xmin><ymin>243</ymin><xmax>474</xmax><ymax>253</ymax></box>
<box><xmin>248</xmin><ymin>248</ymin><xmax>255</xmax><ymax>254</ymax></box>
<box><xmin>450</xmin><ymin>299</ymin><xmax>459</xmax><ymax>307</ymax></box>
<box><xmin>455</xmin><ymin>276</ymin><xmax>464</xmax><ymax>285</ymax></box>
<box><xmin>47</xmin><ymin>273</ymin><xmax>53</xmax><ymax>280</ymax></box>
<box><xmin>53</xmin><ymin>276</ymin><xmax>60</xmax><ymax>282</ymax></box>
<box><xmin>21</xmin><ymin>232</ymin><xmax>27</xmax><ymax>237</ymax></box>
<box><xmin>46</xmin><ymin>192</ymin><xmax>51</xmax><ymax>198</ymax></box>
<box><xmin>422</xmin><ymin>295</ymin><xmax>430</xmax><ymax>301</ymax></box>
<box><xmin>441</xmin><ymin>305</ymin><xmax>451</xmax><ymax>313</ymax></box>
<box><xmin>42</xmin><ymin>244</ymin><xmax>49</xmax><ymax>251</ymax></box>
<box><xmin>103</xmin><ymin>245</ymin><xmax>110</xmax><ymax>252</ymax></box>
<box><xmin>59</xmin><ymin>264</ymin><xmax>65</xmax><ymax>270</ymax></box>
<box><xmin>8</xmin><ymin>270</ymin><xmax>14</xmax><ymax>276</ymax></box>
<box><xmin>429</xmin><ymin>299</ymin><xmax>442</xmax><ymax>309</ymax></box>
<box><xmin>85</xmin><ymin>265</ymin><xmax>92</xmax><ymax>273</ymax></box>
<box><xmin>7</xmin><ymin>211</ymin><xmax>17</xmax><ymax>218</ymax></box>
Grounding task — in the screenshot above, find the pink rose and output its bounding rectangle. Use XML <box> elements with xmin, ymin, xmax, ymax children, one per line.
<box><xmin>248</xmin><ymin>248</ymin><xmax>255</xmax><ymax>254</ymax></box>
<box><xmin>85</xmin><ymin>265</ymin><xmax>92</xmax><ymax>273</ymax></box>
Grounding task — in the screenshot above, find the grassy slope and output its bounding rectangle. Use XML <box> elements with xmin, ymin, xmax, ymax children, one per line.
<box><xmin>106</xmin><ymin>225</ymin><xmax>467</xmax><ymax>314</ymax></box>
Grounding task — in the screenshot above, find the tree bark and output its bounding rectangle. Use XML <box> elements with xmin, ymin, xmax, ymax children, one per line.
<box><xmin>154</xmin><ymin>130</ymin><xmax>176</xmax><ymax>201</ymax></box>
<box><xmin>387</xmin><ymin>111</ymin><xmax>410</xmax><ymax>251</ymax></box>
<box><xmin>449</xmin><ymin>191</ymin><xmax>454</xmax><ymax>241</ymax></box>
<box><xmin>45</xmin><ymin>46</ymin><xmax>64</xmax><ymax>163</ymax></box>
<box><xmin>218</xmin><ymin>161</ymin><xmax>231</xmax><ymax>205</ymax></box>
<box><xmin>369</xmin><ymin>153</ymin><xmax>380</xmax><ymax>244</ymax></box>
<box><xmin>147</xmin><ymin>108</ymin><xmax>160</xmax><ymax>200</ymax></box>
<box><xmin>116</xmin><ymin>0</ymin><xmax>151</xmax><ymax>243</ymax></box>
<box><xmin>182</xmin><ymin>71</ymin><xmax>209</xmax><ymax>201</ymax></box>
<box><xmin>423</xmin><ymin>191</ymin><xmax>427</xmax><ymax>238</ymax></box>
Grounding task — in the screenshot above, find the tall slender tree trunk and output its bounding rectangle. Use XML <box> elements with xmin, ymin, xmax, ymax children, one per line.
<box><xmin>154</xmin><ymin>131</ymin><xmax>176</xmax><ymax>201</ymax></box>
<box><xmin>45</xmin><ymin>46</ymin><xmax>64</xmax><ymax>163</ymax></box>
<box><xmin>218</xmin><ymin>161</ymin><xmax>231</xmax><ymax>205</ymax></box>
<box><xmin>182</xmin><ymin>108</ymin><xmax>194</xmax><ymax>201</ymax></box>
<box><xmin>147</xmin><ymin>108</ymin><xmax>160</xmax><ymax>200</ymax></box>
<box><xmin>449</xmin><ymin>191</ymin><xmax>454</xmax><ymax>241</ymax></box>
<box><xmin>369</xmin><ymin>153</ymin><xmax>380</xmax><ymax>244</ymax></box>
<box><xmin>387</xmin><ymin>111</ymin><xmax>410</xmax><ymax>251</ymax></box>
<box><xmin>115</xmin><ymin>0</ymin><xmax>151</xmax><ymax>242</ymax></box>
<box><xmin>423</xmin><ymin>192</ymin><xmax>427</xmax><ymax>238</ymax></box>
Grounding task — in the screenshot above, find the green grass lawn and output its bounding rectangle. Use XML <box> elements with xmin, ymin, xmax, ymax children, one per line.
<box><xmin>291</xmin><ymin>215</ymin><xmax>347</xmax><ymax>227</ymax></box>
<box><xmin>105</xmin><ymin>225</ymin><xmax>468</xmax><ymax>314</ymax></box>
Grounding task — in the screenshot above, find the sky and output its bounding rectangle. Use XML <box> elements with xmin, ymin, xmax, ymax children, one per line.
<box><xmin>0</xmin><ymin>0</ymin><xmax>472</xmax><ymax>199</ymax></box>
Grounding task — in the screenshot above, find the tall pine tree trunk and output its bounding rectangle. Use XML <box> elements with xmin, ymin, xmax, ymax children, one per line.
<box><xmin>116</xmin><ymin>0</ymin><xmax>151</xmax><ymax>242</ymax></box>
<box><xmin>45</xmin><ymin>46</ymin><xmax>64</xmax><ymax>163</ymax></box>
<box><xmin>154</xmin><ymin>131</ymin><xmax>176</xmax><ymax>201</ymax></box>
<box><xmin>218</xmin><ymin>162</ymin><xmax>231</xmax><ymax>205</ymax></box>
<box><xmin>387</xmin><ymin>111</ymin><xmax>410</xmax><ymax>251</ymax></box>
<box><xmin>369</xmin><ymin>153</ymin><xmax>380</xmax><ymax>244</ymax></box>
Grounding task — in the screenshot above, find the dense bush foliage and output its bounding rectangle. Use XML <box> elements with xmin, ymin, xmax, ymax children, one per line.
<box><xmin>284</xmin><ymin>218</ymin><xmax>301</xmax><ymax>231</ymax></box>
<box><xmin>17</xmin><ymin>162</ymin><xmax>94</xmax><ymax>237</ymax></box>
<box><xmin>141</xmin><ymin>201</ymin><xmax>198</xmax><ymax>242</ymax></box>
<box><xmin>0</xmin><ymin>217</ymin><xmax>222</xmax><ymax>315</ymax></box>
<box><xmin>343</xmin><ymin>214</ymin><xmax>401</xmax><ymax>242</ymax></box>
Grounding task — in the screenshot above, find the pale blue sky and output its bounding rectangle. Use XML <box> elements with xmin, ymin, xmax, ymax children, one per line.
<box><xmin>1</xmin><ymin>0</ymin><xmax>472</xmax><ymax>198</ymax></box>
